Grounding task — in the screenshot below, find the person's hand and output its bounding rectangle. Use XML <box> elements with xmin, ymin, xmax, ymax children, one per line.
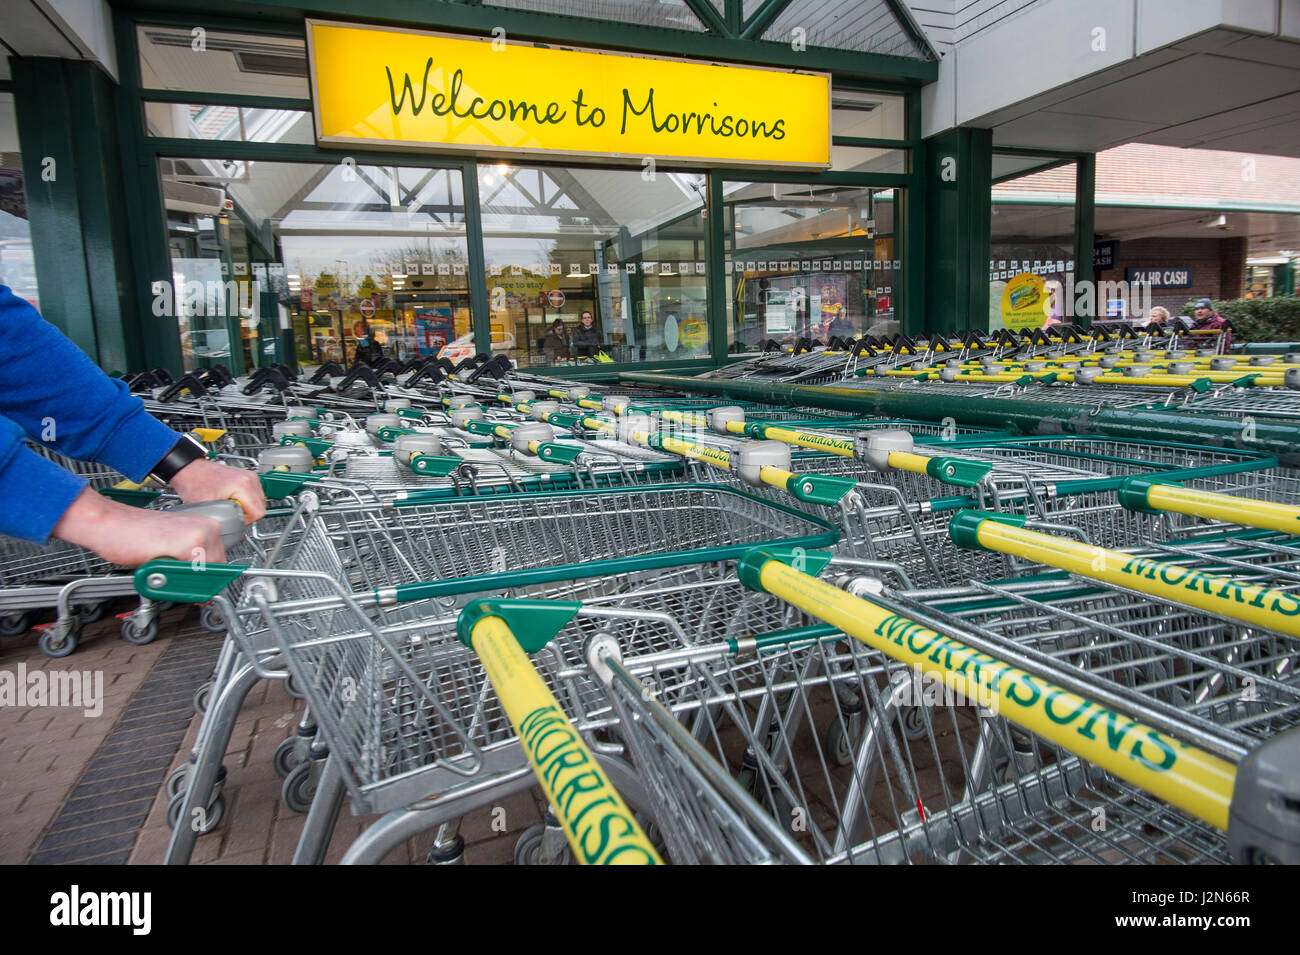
<box><xmin>169</xmin><ymin>457</ymin><xmax>266</xmax><ymax>524</ymax></box>
<box><xmin>51</xmin><ymin>488</ymin><xmax>229</xmax><ymax>566</ymax></box>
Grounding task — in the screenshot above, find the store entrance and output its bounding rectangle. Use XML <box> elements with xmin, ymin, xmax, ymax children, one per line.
<box><xmin>722</xmin><ymin>181</ymin><xmax>901</xmax><ymax>354</ymax></box>
<box><xmin>160</xmin><ymin>154</ymin><xmax>473</xmax><ymax>374</ymax></box>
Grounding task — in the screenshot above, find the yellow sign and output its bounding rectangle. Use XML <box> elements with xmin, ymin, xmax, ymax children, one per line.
<box><xmin>1000</xmin><ymin>272</ymin><xmax>1046</xmax><ymax>330</ymax></box>
<box><xmin>308</xmin><ymin>20</ymin><xmax>830</xmax><ymax>167</ymax></box>
<box><xmin>679</xmin><ymin>317</ymin><xmax>708</xmax><ymax>348</ymax></box>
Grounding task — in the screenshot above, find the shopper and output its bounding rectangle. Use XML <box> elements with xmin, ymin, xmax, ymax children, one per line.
<box><xmin>826</xmin><ymin>305</ymin><xmax>855</xmax><ymax>341</ymax></box>
<box><xmin>1190</xmin><ymin>297</ymin><xmax>1232</xmax><ymax>350</ymax></box>
<box><xmin>1191</xmin><ymin>298</ymin><xmax>1226</xmax><ymax>329</ymax></box>
<box><xmin>542</xmin><ymin>318</ymin><xmax>571</xmax><ymax>363</ymax></box>
<box><xmin>1148</xmin><ymin>306</ymin><xmax>1170</xmax><ymax>322</ymax></box>
<box><xmin>572</xmin><ymin>311</ymin><xmax>602</xmax><ymax>359</ymax></box>
<box><xmin>354</xmin><ymin>331</ymin><xmax>384</xmax><ymax>365</ymax></box>
<box><xmin>0</xmin><ymin>286</ymin><xmax>266</xmax><ymax>565</ymax></box>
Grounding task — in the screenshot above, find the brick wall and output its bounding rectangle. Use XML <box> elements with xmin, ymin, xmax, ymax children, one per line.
<box><xmin>994</xmin><ymin>144</ymin><xmax>1300</xmax><ymax>205</ymax></box>
<box><xmin>1096</xmin><ymin>236</ymin><xmax>1246</xmax><ymax>314</ymax></box>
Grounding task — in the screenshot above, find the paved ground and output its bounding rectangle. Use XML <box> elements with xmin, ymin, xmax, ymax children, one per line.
<box><xmin>1</xmin><ymin>601</ymin><xmax>543</xmax><ymax>865</ymax></box>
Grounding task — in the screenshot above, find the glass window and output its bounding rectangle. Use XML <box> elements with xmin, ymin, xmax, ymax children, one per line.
<box><xmin>831</xmin><ymin>145</ymin><xmax>907</xmax><ymax>175</ymax></box>
<box><xmin>479</xmin><ymin>163</ymin><xmax>707</xmax><ymax>368</ymax></box>
<box><xmin>0</xmin><ymin>93</ymin><xmax>39</xmax><ymax>310</ymax></box>
<box><xmin>137</xmin><ymin>25</ymin><xmax>309</xmax><ymax>99</ymax></box>
<box><xmin>832</xmin><ymin>89</ymin><xmax>906</xmax><ymax>141</ymax></box>
<box><xmin>144</xmin><ymin>103</ymin><xmax>314</xmax><ymax>144</ymax></box>
<box><xmin>990</xmin><ymin>159</ymin><xmax>1077</xmax><ymax>332</ymax></box>
<box><xmin>159</xmin><ymin>157</ymin><xmax>470</xmax><ymax>373</ymax></box>
<box><xmin>722</xmin><ymin>181</ymin><xmax>901</xmax><ymax>355</ymax></box>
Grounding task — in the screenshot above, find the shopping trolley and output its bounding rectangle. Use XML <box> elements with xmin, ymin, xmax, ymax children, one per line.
<box><xmin>0</xmin><ymin>472</ymin><xmax>250</xmax><ymax>655</ymax></box>
<box><xmin>723</xmin><ymin>546</ymin><xmax>1300</xmax><ymax>864</ymax></box>
<box><xmin>438</xmin><ymin>555</ymin><xmax>1300</xmax><ymax>864</ymax></box>
<box><xmin>674</xmin><ymin>429</ymin><xmax>1298</xmax><ymax>586</ymax></box>
<box><xmin>142</xmin><ymin>483</ymin><xmax>838</xmax><ymax>863</ymax></box>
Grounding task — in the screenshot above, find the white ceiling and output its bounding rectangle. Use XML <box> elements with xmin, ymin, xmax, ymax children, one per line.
<box><xmin>969</xmin><ymin>25</ymin><xmax>1300</xmax><ymax>157</ymax></box>
<box><xmin>0</xmin><ymin>0</ymin><xmax>116</xmax><ymax>80</ymax></box>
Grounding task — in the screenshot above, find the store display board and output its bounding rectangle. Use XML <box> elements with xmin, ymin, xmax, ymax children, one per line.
<box><xmin>308</xmin><ymin>20</ymin><xmax>830</xmax><ymax>167</ymax></box>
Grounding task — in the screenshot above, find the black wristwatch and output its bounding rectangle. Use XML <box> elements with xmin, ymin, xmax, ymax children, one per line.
<box><xmin>149</xmin><ymin>434</ymin><xmax>207</xmax><ymax>484</ymax></box>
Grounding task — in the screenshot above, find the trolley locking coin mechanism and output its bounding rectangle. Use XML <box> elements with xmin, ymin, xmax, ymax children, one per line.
<box><xmin>510</xmin><ymin>422</ymin><xmax>554</xmax><ymax>454</ymax></box>
<box><xmin>449</xmin><ymin>406</ymin><xmax>484</xmax><ymax>429</ymax></box>
<box><xmin>257</xmin><ymin>445</ymin><xmax>314</xmax><ymax>473</ymax></box>
<box><xmin>1227</xmin><ymin>728</ymin><xmax>1300</xmax><ymax>864</ymax></box>
<box><xmin>366</xmin><ymin>412</ymin><xmax>401</xmax><ymax>435</ymax></box>
<box><xmin>616</xmin><ymin>414</ymin><xmax>653</xmax><ymax>443</ymax></box>
<box><xmin>732</xmin><ymin>440</ymin><xmax>791</xmax><ymax>487</ymax></box>
<box><xmin>273</xmin><ymin>419</ymin><xmax>313</xmax><ymax>441</ymax></box>
<box><xmin>393</xmin><ymin>432</ymin><xmax>444</xmax><ymax>466</ymax></box>
<box><xmin>855</xmin><ymin>428</ymin><xmax>914</xmax><ymax>472</ymax></box>
<box><xmin>529</xmin><ymin>400</ymin><xmax>560</xmax><ymax>421</ymax></box>
<box><xmin>706</xmin><ymin>405</ymin><xmax>746</xmax><ymax>435</ymax></box>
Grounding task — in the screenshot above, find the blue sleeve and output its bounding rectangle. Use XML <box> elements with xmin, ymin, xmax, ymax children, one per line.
<box><xmin>0</xmin><ymin>415</ymin><xmax>90</xmax><ymax>542</ymax></box>
<box><xmin>0</xmin><ymin>285</ymin><xmax>180</xmax><ymax>483</ymax></box>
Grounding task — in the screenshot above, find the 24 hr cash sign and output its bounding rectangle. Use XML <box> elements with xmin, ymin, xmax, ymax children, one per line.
<box><xmin>307</xmin><ymin>20</ymin><xmax>831</xmax><ymax>167</ymax></box>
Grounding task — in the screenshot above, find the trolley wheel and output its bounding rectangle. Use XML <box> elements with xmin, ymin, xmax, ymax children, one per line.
<box><xmin>822</xmin><ymin>717</ymin><xmax>853</xmax><ymax>768</ymax></box>
<box><xmin>513</xmin><ymin>824</ymin><xmax>549</xmax><ymax>865</ymax></box>
<box><xmin>424</xmin><ymin>834</ymin><xmax>466</xmax><ymax>865</ymax></box>
<box><xmin>167</xmin><ymin>792</ymin><xmax>225</xmax><ymax>834</ymax></box>
<box><xmin>120</xmin><ymin>616</ymin><xmax>159</xmax><ymax>646</ymax></box>
<box><xmin>193</xmin><ymin>682</ymin><xmax>212</xmax><ymax>716</ymax></box>
<box><xmin>74</xmin><ymin>600</ymin><xmax>112</xmax><ymax>625</ymax></box>
<box><xmin>281</xmin><ymin>761</ymin><xmax>317</xmax><ymax>813</ymax></box>
<box><xmin>738</xmin><ymin>762</ymin><xmax>798</xmax><ymax>833</ymax></box>
<box><xmin>272</xmin><ymin>737</ymin><xmax>302</xmax><ymax>779</ymax></box>
<box><xmin>38</xmin><ymin>624</ymin><xmax>80</xmax><ymax>658</ymax></box>
<box><xmin>0</xmin><ymin>612</ymin><xmax>31</xmax><ymax>637</ymax></box>
<box><xmin>899</xmin><ymin>705</ymin><xmax>928</xmax><ymax>741</ymax></box>
<box><xmin>165</xmin><ymin>765</ymin><xmax>190</xmax><ymax>800</ymax></box>
<box><xmin>199</xmin><ymin>604</ymin><xmax>225</xmax><ymax>633</ymax></box>
<box><xmin>284</xmin><ymin>673</ymin><xmax>305</xmax><ymax>700</ymax></box>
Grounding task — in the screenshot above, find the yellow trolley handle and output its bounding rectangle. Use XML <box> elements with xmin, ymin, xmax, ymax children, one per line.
<box><xmin>1119</xmin><ymin>476</ymin><xmax>1300</xmax><ymax>536</ymax></box>
<box><xmin>948</xmin><ymin>509</ymin><xmax>1300</xmax><ymax>639</ymax></box>
<box><xmin>736</xmin><ymin>548</ymin><xmax>1237</xmax><ymax>830</ymax></box>
<box><xmin>457</xmin><ymin>603</ymin><xmax>662</xmax><ymax>865</ymax></box>
<box><xmin>642</xmin><ymin>432</ymin><xmax>856</xmax><ymax>505</ymax></box>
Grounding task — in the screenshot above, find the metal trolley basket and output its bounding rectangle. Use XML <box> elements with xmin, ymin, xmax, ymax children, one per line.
<box><xmin>147</xmin><ymin>483</ymin><xmax>838</xmax><ymax>863</ymax></box>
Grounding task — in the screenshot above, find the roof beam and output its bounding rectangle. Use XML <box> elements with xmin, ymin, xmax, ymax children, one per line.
<box><xmin>683</xmin><ymin>0</ymin><xmax>731</xmax><ymax>36</ymax></box>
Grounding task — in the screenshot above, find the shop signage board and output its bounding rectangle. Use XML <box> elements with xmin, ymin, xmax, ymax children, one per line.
<box><xmin>1125</xmin><ymin>267</ymin><xmax>1194</xmax><ymax>289</ymax></box>
<box><xmin>307</xmin><ymin>20</ymin><xmax>830</xmax><ymax>167</ymax></box>
<box><xmin>1093</xmin><ymin>240</ymin><xmax>1116</xmax><ymax>270</ymax></box>
<box><xmin>1001</xmin><ymin>272</ymin><xmax>1047</xmax><ymax>330</ymax></box>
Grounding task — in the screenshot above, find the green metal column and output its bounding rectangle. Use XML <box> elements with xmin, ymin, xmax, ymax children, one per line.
<box><xmin>899</xmin><ymin>88</ymin><xmax>927</xmax><ymax>338</ymax></box>
<box><xmin>11</xmin><ymin>60</ymin><xmax>99</xmax><ymax>362</ymax></box>
<box><xmin>1073</xmin><ymin>152</ymin><xmax>1096</xmax><ymax>325</ymax></box>
<box><xmin>12</xmin><ymin>57</ymin><xmax>167</xmax><ymax>375</ymax></box>
<box><xmin>1277</xmin><ymin>260</ymin><xmax>1296</xmax><ymax>298</ymax></box>
<box><xmin>706</xmin><ymin>171</ymin><xmax>728</xmax><ymax>365</ymax></box>
<box><xmin>923</xmin><ymin>127</ymin><xmax>992</xmax><ymax>335</ymax></box>
<box><xmin>461</xmin><ymin>160</ymin><xmax>491</xmax><ymax>355</ymax></box>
